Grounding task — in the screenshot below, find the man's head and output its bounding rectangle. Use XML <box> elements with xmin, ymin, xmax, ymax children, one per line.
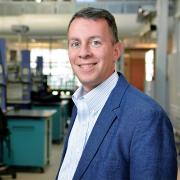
<box><xmin>68</xmin><ymin>7</ymin><xmax>119</xmax><ymax>44</ymax></box>
<box><xmin>68</xmin><ymin>7</ymin><xmax>123</xmax><ymax>92</ymax></box>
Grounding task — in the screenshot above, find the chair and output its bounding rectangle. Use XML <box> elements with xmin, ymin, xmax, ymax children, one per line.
<box><xmin>0</xmin><ymin>108</ymin><xmax>16</xmax><ymax>179</ymax></box>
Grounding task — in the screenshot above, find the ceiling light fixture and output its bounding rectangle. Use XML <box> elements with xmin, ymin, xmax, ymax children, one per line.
<box><xmin>36</xmin><ymin>0</ymin><xmax>42</xmax><ymax>3</ymax></box>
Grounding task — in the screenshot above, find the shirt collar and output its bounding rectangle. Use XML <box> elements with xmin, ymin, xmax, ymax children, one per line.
<box><xmin>72</xmin><ymin>71</ymin><xmax>119</xmax><ymax>114</ymax></box>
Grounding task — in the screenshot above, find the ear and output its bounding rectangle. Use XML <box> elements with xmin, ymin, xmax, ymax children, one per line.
<box><xmin>113</xmin><ymin>42</ymin><xmax>124</xmax><ymax>62</ymax></box>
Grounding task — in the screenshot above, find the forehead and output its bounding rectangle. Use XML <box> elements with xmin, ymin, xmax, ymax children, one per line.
<box><xmin>68</xmin><ymin>18</ymin><xmax>112</xmax><ymax>39</ymax></box>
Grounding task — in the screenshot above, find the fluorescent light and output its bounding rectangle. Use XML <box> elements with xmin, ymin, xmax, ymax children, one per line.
<box><xmin>36</xmin><ymin>0</ymin><xmax>42</xmax><ymax>3</ymax></box>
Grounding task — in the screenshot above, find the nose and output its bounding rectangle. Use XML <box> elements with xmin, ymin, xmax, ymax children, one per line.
<box><xmin>78</xmin><ymin>44</ymin><xmax>92</xmax><ymax>59</ymax></box>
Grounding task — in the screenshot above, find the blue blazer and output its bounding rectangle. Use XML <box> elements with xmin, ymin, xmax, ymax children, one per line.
<box><xmin>57</xmin><ymin>73</ymin><xmax>177</xmax><ymax>180</ymax></box>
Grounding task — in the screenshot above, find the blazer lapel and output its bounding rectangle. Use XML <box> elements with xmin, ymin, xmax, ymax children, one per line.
<box><xmin>73</xmin><ymin>73</ymin><xmax>129</xmax><ymax>180</ymax></box>
<box><xmin>73</xmin><ymin>109</ymin><xmax>116</xmax><ymax>180</ymax></box>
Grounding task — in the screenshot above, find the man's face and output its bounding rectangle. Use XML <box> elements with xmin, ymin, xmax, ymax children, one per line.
<box><xmin>68</xmin><ymin>18</ymin><xmax>122</xmax><ymax>92</ymax></box>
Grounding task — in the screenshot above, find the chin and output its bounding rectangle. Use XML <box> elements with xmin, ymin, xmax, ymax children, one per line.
<box><xmin>82</xmin><ymin>80</ymin><xmax>101</xmax><ymax>89</ymax></box>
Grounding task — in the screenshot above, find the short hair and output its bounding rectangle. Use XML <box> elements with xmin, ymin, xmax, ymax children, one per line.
<box><xmin>68</xmin><ymin>7</ymin><xmax>119</xmax><ymax>43</ymax></box>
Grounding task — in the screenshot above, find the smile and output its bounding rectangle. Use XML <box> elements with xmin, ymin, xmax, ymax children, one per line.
<box><xmin>78</xmin><ymin>63</ymin><xmax>97</xmax><ymax>71</ymax></box>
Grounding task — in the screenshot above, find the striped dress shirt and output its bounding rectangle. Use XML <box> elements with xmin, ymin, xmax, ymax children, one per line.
<box><xmin>58</xmin><ymin>71</ymin><xmax>118</xmax><ymax>180</ymax></box>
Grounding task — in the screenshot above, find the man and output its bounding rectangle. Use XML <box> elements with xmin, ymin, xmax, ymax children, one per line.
<box><xmin>56</xmin><ymin>7</ymin><xmax>177</xmax><ymax>180</ymax></box>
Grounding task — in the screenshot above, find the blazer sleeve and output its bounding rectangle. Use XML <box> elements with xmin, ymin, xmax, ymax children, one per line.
<box><xmin>130</xmin><ymin>108</ymin><xmax>177</xmax><ymax>180</ymax></box>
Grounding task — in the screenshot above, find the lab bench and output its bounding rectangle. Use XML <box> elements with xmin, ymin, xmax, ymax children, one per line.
<box><xmin>3</xmin><ymin>109</ymin><xmax>55</xmax><ymax>172</ymax></box>
<box><xmin>31</xmin><ymin>100</ymin><xmax>68</xmax><ymax>143</ymax></box>
<box><xmin>7</xmin><ymin>99</ymin><xmax>31</xmax><ymax>109</ymax></box>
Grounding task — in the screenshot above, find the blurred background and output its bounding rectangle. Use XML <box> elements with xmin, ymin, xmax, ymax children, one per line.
<box><xmin>0</xmin><ymin>0</ymin><xmax>180</xmax><ymax>179</ymax></box>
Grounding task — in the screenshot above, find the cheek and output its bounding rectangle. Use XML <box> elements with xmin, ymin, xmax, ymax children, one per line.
<box><xmin>98</xmin><ymin>49</ymin><xmax>114</xmax><ymax>63</ymax></box>
<box><xmin>94</xmin><ymin>48</ymin><xmax>107</xmax><ymax>59</ymax></box>
<box><xmin>68</xmin><ymin>51</ymin><xmax>76</xmax><ymax>64</ymax></box>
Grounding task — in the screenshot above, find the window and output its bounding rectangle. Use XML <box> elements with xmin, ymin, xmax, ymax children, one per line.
<box><xmin>31</xmin><ymin>48</ymin><xmax>77</xmax><ymax>89</ymax></box>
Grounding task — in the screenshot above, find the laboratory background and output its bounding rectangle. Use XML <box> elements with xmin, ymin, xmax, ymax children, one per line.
<box><xmin>0</xmin><ymin>0</ymin><xmax>180</xmax><ymax>179</ymax></box>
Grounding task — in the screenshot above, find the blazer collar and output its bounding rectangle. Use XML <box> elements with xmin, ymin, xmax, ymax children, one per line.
<box><xmin>73</xmin><ymin>73</ymin><xmax>129</xmax><ymax>179</ymax></box>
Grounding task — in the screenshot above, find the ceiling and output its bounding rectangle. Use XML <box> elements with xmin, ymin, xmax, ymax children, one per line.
<box><xmin>0</xmin><ymin>0</ymin><xmax>160</xmax><ymax>48</ymax></box>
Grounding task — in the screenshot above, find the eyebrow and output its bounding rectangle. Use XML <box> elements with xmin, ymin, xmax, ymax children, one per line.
<box><xmin>68</xmin><ymin>37</ymin><xmax>79</xmax><ymax>41</ymax></box>
<box><xmin>68</xmin><ymin>36</ymin><xmax>102</xmax><ymax>42</ymax></box>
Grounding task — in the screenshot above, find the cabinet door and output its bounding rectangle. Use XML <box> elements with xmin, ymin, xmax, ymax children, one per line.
<box><xmin>3</xmin><ymin>118</ymin><xmax>46</xmax><ymax>168</ymax></box>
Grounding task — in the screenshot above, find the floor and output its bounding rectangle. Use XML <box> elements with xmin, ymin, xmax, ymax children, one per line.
<box><xmin>1</xmin><ymin>142</ymin><xmax>180</xmax><ymax>180</ymax></box>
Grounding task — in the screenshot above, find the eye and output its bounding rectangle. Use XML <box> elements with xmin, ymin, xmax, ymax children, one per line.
<box><xmin>90</xmin><ymin>39</ymin><xmax>102</xmax><ymax>48</ymax></box>
<box><xmin>70</xmin><ymin>41</ymin><xmax>81</xmax><ymax>48</ymax></box>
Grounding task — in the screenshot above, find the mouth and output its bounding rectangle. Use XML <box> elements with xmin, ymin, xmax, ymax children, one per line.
<box><xmin>78</xmin><ymin>63</ymin><xmax>97</xmax><ymax>71</ymax></box>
